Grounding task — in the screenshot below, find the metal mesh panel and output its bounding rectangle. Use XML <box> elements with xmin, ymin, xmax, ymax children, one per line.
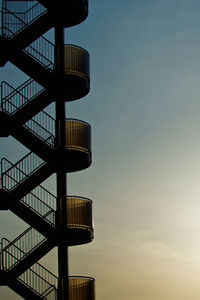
<box><xmin>64</xmin><ymin>45</ymin><xmax>90</xmax><ymax>80</ymax></box>
<box><xmin>69</xmin><ymin>277</ymin><xmax>95</xmax><ymax>300</ymax></box>
<box><xmin>65</xmin><ymin>119</ymin><xmax>91</xmax><ymax>154</ymax></box>
<box><xmin>67</xmin><ymin>196</ymin><xmax>93</xmax><ymax>230</ymax></box>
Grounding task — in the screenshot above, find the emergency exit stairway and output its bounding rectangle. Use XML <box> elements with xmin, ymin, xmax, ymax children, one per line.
<box><xmin>0</xmin><ymin>0</ymin><xmax>95</xmax><ymax>299</ymax></box>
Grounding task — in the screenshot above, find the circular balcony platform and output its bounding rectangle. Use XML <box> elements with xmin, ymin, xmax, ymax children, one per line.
<box><xmin>64</xmin><ymin>119</ymin><xmax>91</xmax><ymax>172</ymax></box>
<box><xmin>64</xmin><ymin>45</ymin><xmax>90</xmax><ymax>101</ymax></box>
<box><xmin>69</xmin><ymin>276</ymin><xmax>95</xmax><ymax>300</ymax></box>
<box><xmin>66</xmin><ymin>196</ymin><xmax>93</xmax><ymax>246</ymax></box>
<box><xmin>63</xmin><ymin>0</ymin><xmax>88</xmax><ymax>27</ymax></box>
<box><xmin>47</xmin><ymin>0</ymin><xmax>88</xmax><ymax>27</ymax></box>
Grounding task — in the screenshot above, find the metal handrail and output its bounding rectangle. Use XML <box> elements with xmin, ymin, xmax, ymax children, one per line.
<box><xmin>1</xmin><ymin>9</ymin><xmax>54</xmax><ymax>70</ymax></box>
<box><xmin>1</xmin><ymin>151</ymin><xmax>44</xmax><ymax>178</ymax></box>
<box><xmin>1</xmin><ymin>211</ymin><xmax>54</xmax><ymax>270</ymax></box>
<box><xmin>1</xmin><ymin>235</ymin><xmax>46</xmax><ymax>270</ymax></box>
<box><xmin>0</xmin><ymin>242</ymin><xmax>2</xmax><ymax>271</ymax></box>
<box><xmin>1</xmin><ymin>80</ymin><xmax>55</xmax><ymax>147</ymax></box>
<box><xmin>41</xmin><ymin>285</ymin><xmax>57</xmax><ymax>298</ymax></box>
<box><xmin>23</xmin><ymin>184</ymin><xmax>56</xmax><ymax>213</ymax></box>
<box><xmin>24</xmin><ymin>119</ymin><xmax>55</xmax><ymax>148</ymax></box>
<box><xmin>0</xmin><ymin>156</ymin><xmax>56</xmax><ymax>223</ymax></box>
<box><xmin>1</xmin><ymin>240</ymin><xmax>94</xmax><ymax>298</ymax></box>
<box><xmin>2</xmin><ymin>3</ymin><xmax>47</xmax><ymax>39</ymax></box>
<box><xmin>1</xmin><ymin>156</ymin><xmax>93</xmax><ymax>230</ymax></box>
<box><xmin>1</xmin><ymin>152</ymin><xmax>45</xmax><ymax>191</ymax></box>
<box><xmin>1</xmin><ymin>79</ymin><xmax>44</xmax><ymax>114</ymax></box>
<box><xmin>2</xmin><ymin>243</ymin><xmax>57</xmax><ymax>297</ymax></box>
<box><xmin>25</xmin><ymin>35</ymin><xmax>54</xmax><ymax>70</ymax></box>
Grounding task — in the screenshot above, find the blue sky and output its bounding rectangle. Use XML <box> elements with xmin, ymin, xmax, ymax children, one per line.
<box><xmin>2</xmin><ymin>0</ymin><xmax>200</xmax><ymax>299</ymax></box>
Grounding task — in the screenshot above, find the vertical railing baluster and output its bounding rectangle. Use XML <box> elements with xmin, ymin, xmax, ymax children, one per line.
<box><xmin>2</xmin><ymin>3</ymin><xmax>46</xmax><ymax>39</ymax></box>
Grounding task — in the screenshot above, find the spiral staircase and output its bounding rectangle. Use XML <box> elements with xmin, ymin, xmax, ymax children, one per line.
<box><xmin>0</xmin><ymin>0</ymin><xmax>95</xmax><ymax>299</ymax></box>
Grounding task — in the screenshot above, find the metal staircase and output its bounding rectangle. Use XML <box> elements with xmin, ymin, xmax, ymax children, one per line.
<box><xmin>0</xmin><ymin>0</ymin><xmax>95</xmax><ymax>299</ymax></box>
<box><xmin>0</xmin><ymin>79</ymin><xmax>51</xmax><ymax>123</ymax></box>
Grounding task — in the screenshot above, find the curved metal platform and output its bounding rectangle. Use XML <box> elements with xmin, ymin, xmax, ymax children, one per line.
<box><xmin>69</xmin><ymin>276</ymin><xmax>95</xmax><ymax>300</ymax></box>
<box><xmin>47</xmin><ymin>0</ymin><xmax>89</xmax><ymax>27</ymax></box>
<box><xmin>64</xmin><ymin>44</ymin><xmax>90</xmax><ymax>101</ymax></box>
<box><xmin>65</xmin><ymin>119</ymin><xmax>92</xmax><ymax>172</ymax></box>
<box><xmin>65</xmin><ymin>196</ymin><xmax>93</xmax><ymax>246</ymax></box>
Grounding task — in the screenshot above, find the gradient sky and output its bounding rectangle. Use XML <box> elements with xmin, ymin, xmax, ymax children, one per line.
<box><xmin>2</xmin><ymin>0</ymin><xmax>200</xmax><ymax>299</ymax></box>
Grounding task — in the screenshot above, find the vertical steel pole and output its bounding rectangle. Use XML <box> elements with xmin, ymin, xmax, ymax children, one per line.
<box><xmin>54</xmin><ymin>1</ymin><xmax>68</xmax><ymax>299</ymax></box>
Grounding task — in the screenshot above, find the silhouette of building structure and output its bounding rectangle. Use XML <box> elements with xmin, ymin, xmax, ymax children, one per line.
<box><xmin>0</xmin><ymin>0</ymin><xmax>95</xmax><ymax>299</ymax></box>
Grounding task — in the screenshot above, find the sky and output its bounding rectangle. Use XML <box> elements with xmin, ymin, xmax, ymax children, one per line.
<box><xmin>2</xmin><ymin>0</ymin><xmax>200</xmax><ymax>299</ymax></box>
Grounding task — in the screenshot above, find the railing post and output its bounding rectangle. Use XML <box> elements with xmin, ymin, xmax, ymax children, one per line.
<box><xmin>54</xmin><ymin>0</ymin><xmax>69</xmax><ymax>299</ymax></box>
<box><xmin>0</xmin><ymin>242</ymin><xmax>2</xmax><ymax>270</ymax></box>
<box><xmin>0</xmin><ymin>160</ymin><xmax>3</xmax><ymax>190</ymax></box>
<box><xmin>0</xmin><ymin>82</ymin><xmax>2</xmax><ymax>111</ymax></box>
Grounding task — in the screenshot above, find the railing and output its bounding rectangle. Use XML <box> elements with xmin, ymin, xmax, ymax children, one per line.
<box><xmin>25</xmin><ymin>111</ymin><xmax>55</xmax><ymax>148</ymax></box>
<box><xmin>19</xmin><ymin>263</ymin><xmax>57</xmax><ymax>299</ymax></box>
<box><xmin>22</xmin><ymin>195</ymin><xmax>55</xmax><ymax>225</ymax></box>
<box><xmin>0</xmin><ymin>152</ymin><xmax>56</xmax><ymax>222</ymax></box>
<box><xmin>1</xmin><ymin>2</ymin><xmax>54</xmax><ymax>71</ymax></box>
<box><xmin>64</xmin><ymin>45</ymin><xmax>90</xmax><ymax>80</ymax></box>
<box><xmin>69</xmin><ymin>276</ymin><xmax>95</xmax><ymax>300</ymax></box>
<box><xmin>0</xmin><ymin>154</ymin><xmax>93</xmax><ymax>230</ymax></box>
<box><xmin>67</xmin><ymin>196</ymin><xmax>93</xmax><ymax>230</ymax></box>
<box><xmin>41</xmin><ymin>285</ymin><xmax>57</xmax><ymax>300</ymax></box>
<box><xmin>1</xmin><ymin>233</ymin><xmax>46</xmax><ymax>270</ymax></box>
<box><xmin>1</xmin><ymin>240</ymin><xmax>95</xmax><ymax>299</ymax></box>
<box><xmin>0</xmin><ymin>242</ymin><xmax>2</xmax><ymax>271</ymax></box>
<box><xmin>25</xmin><ymin>36</ymin><xmax>54</xmax><ymax>71</ymax></box>
<box><xmin>1</xmin><ymin>209</ymin><xmax>55</xmax><ymax>271</ymax></box>
<box><xmin>1</xmin><ymin>80</ymin><xmax>55</xmax><ymax>147</ymax></box>
<box><xmin>2</xmin><ymin>26</ymin><xmax>54</xmax><ymax>71</ymax></box>
<box><xmin>1</xmin><ymin>240</ymin><xmax>57</xmax><ymax>299</ymax></box>
<box><xmin>2</xmin><ymin>2</ymin><xmax>46</xmax><ymax>38</ymax></box>
<box><xmin>22</xmin><ymin>185</ymin><xmax>56</xmax><ymax>216</ymax></box>
<box><xmin>66</xmin><ymin>119</ymin><xmax>91</xmax><ymax>155</ymax></box>
<box><xmin>1</xmin><ymin>153</ymin><xmax>45</xmax><ymax>191</ymax></box>
<box><xmin>0</xmin><ymin>156</ymin><xmax>56</xmax><ymax>224</ymax></box>
<box><xmin>1</xmin><ymin>79</ymin><xmax>44</xmax><ymax>115</ymax></box>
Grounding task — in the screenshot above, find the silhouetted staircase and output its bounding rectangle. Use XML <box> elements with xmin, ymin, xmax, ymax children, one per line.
<box><xmin>2</xmin><ymin>79</ymin><xmax>52</xmax><ymax>118</ymax></box>
<box><xmin>0</xmin><ymin>0</ymin><xmax>95</xmax><ymax>298</ymax></box>
<box><xmin>0</xmin><ymin>2</ymin><xmax>51</xmax><ymax>65</ymax></box>
<box><xmin>0</xmin><ymin>242</ymin><xmax>58</xmax><ymax>299</ymax></box>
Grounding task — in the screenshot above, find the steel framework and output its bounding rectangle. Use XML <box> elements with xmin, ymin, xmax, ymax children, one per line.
<box><xmin>0</xmin><ymin>0</ymin><xmax>95</xmax><ymax>299</ymax></box>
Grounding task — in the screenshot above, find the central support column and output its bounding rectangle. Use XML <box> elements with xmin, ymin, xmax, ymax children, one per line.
<box><xmin>54</xmin><ymin>1</ymin><xmax>69</xmax><ymax>299</ymax></box>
